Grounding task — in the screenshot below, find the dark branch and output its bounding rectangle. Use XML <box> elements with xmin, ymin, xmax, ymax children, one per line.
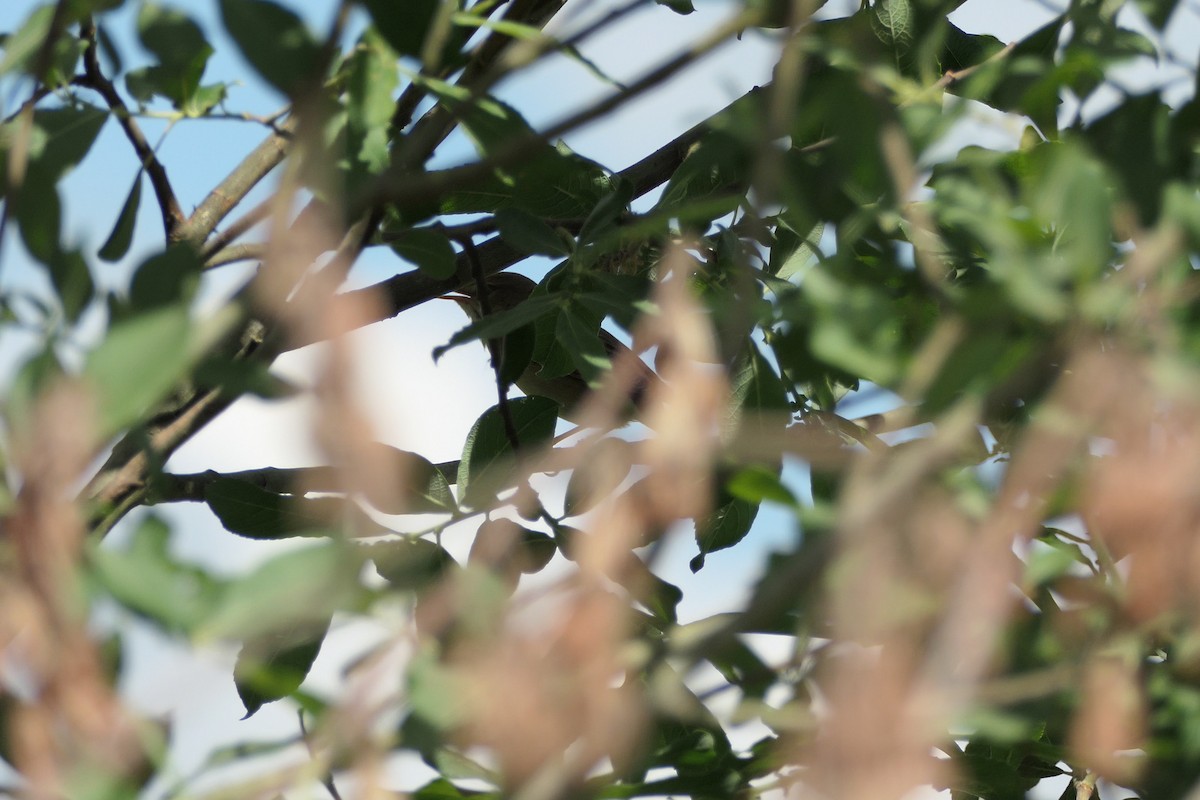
<box><xmin>79</xmin><ymin>19</ymin><xmax>185</xmax><ymax>238</ymax></box>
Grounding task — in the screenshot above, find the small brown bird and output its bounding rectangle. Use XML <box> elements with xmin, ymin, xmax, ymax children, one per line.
<box><xmin>445</xmin><ymin>272</ymin><xmax>658</xmax><ymax>422</ymax></box>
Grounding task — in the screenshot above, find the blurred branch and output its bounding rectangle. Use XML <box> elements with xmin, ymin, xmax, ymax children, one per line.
<box><xmin>78</xmin><ymin>18</ymin><xmax>184</xmax><ymax>238</ymax></box>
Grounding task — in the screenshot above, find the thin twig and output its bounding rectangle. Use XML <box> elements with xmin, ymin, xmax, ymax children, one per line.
<box><xmin>203</xmin><ymin>243</ymin><xmax>266</xmax><ymax>270</ymax></box>
<box><xmin>79</xmin><ymin>18</ymin><xmax>184</xmax><ymax>238</ymax></box>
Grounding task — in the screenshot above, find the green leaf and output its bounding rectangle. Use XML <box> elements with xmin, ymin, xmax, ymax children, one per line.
<box><xmin>654</xmin><ymin>132</ymin><xmax>749</xmax><ymax>225</ymax></box>
<box><xmin>517</xmin><ymin>528</ymin><xmax>556</xmax><ymax>574</ymax></box>
<box><xmin>204</xmin><ymin>478</ymin><xmax>348</xmax><ymax>539</ymax></box>
<box><xmin>201</xmin><ymin>542</ymin><xmax>364</xmax><ymax>641</ymax></box>
<box><xmin>556</xmin><ymin>302</ymin><xmax>610</xmax><ymax>384</ymax></box>
<box><xmin>218</xmin><ymin>0</ymin><xmax>322</xmax><ymax>98</ymax></box>
<box><xmin>0</xmin><ymin>6</ymin><xmax>56</xmax><ymax>78</ymax></box>
<box><xmin>772</xmin><ymin>221</ymin><xmax>825</xmax><ymax>281</ymax></box>
<box><xmin>495</xmin><ymin>208</ymin><xmax>572</xmax><ymax>256</ymax></box>
<box><xmin>235</xmin><ymin>615</ymin><xmax>331</xmax><ymax>717</ymax></box>
<box><xmin>433</xmin><ymin>292</ymin><xmax>560</xmax><ymax>360</ymax></box>
<box><xmin>83</xmin><ymin>305</ymin><xmax>193</xmax><ymax>437</ymax></box>
<box><xmin>98</xmin><ymin>174</ymin><xmax>143</xmax><ymax>262</ymax></box>
<box><xmin>137</xmin><ymin>3</ymin><xmax>211</xmax><ymax>73</ymax></box>
<box><xmin>368</xmin><ymin>538</ymin><xmax>457</xmax><ymax>592</ymax></box>
<box><xmin>361</xmin><ymin>0</ymin><xmax>439</xmax><ymax>58</ymax></box>
<box><xmin>870</xmin><ymin>0</ymin><xmax>915</xmax><ymax>60</ymax></box>
<box><xmin>726</xmin><ymin>465</ymin><xmax>798</xmax><ymax>508</ymax></box>
<box><xmin>126</xmin><ymin>245</ymin><xmax>203</xmax><ymax>312</ymax></box>
<box><xmin>345</xmin><ymin>28</ymin><xmax>399</xmax><ymax>184</ymax></box>
<box><xmin>389</xmin><ymin>227</ymin><xmax>457</xmax><ymax>279</ymax></box>
<box><xmin>457</xmin><ymin>397</ymin><xmax>559</xmax><ymax>509</ymax></box>
<box><xmin>692</xmin><ymin>494</ymin><xmax>760</xmax><ymax>572</ymax></box>
<box><xmin>15</xmin><ymin>171</ymin><xmax>61</xmax><ymax>263</ymax></box>
<box><xmin>88</xmin><ymin>515</ymin><xmax>224</xmax><ymax>634</ymax></box>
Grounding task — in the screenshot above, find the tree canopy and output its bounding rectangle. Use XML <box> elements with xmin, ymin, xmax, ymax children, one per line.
<box><xmin>1</xmin><ymin>0</ymin><xmax>1199</xmax><ymax>798</ymax></box>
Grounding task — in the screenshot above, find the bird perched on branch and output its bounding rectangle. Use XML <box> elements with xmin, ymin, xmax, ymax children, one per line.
<box><xmin>444</xmin><ymin>271</ymin><xmax>659</xmax><ymax>423</ymax></box>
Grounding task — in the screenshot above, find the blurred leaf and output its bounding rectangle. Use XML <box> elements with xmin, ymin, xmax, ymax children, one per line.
<box><xmin>390</xmin><ymin>227</ymin><xmax>457</xmax><ymax>279</ymax></box>
<box><xmin>654</xmin><ymin>132</ymin><xmax>749</xmax><ymax>226</ymax></box>
<box><xmin>495</xmin><ymin>207</ymin><xmax>572</xmax><ymax>256</ymax></box>
<box><xmin>434</xmin><ymin>291</ymin><xmax>560</xmax><ymax>360</ymax></box>
<box><xmin>125</xmin><ymin>3</ymin><xmax>212</xmax><ymax>108</ymax></box>
<box><xmin>235</xmin><ymin>615</ymin><xmax>331</xmax><ymax>717</ymax></box>
<box><xmin>47</xmin><ymin>249</ymin><xmax>94</xmax><ymax>323</ymax></box>
<box><xmin>361</xmin><ymin>0</ymin><xmax>438</xmax><ymax>58</ymax></box>
<box><xmin>726</xmin><ymin>465</ymin><xmax>798</xmax><ymax>508</ymax></box>
<box><xmin>344</xmin><ymin>27</ymin><xmax>399</xmax><ymax>186</ymax></box>
<box><xmin>0</xmin><ymin>5</ymin><xmax>56</xmax><ymax>78</ymax></box>
<box><xmin>204</xmin><ymin>478</ymin><xmax>353</xmax><ymax>539</ymax></box>
<box><xmin>368</xmin><ymin>538</ymin><xmax>457</xmax><ymax>591</ymax></box>
<box><xmin>457</xmin><ymin>397</ymin><xmax>558</xmax><ymax>508</ymax></box>
<box><xmin>202</xmin><ymin>542</ymin><xmax>364</xmax><ymax>641</ymax></box>
<box><xmin>88</xmin><ymin>515</ymin><xmax>224</xmax><ymax>634</ymax></box>
<box><xmin>84</xmin><ymin>305</ymin><xmax>193</xmax><ymax>437</ymax></box>
<box><xmin>361</xmin><ymin>445</ymin><xmax>457</xmax><ymax>514</ymax></box>
<box><xmin>218</xmin><ymin>0</ymin><xmax>321</xmax><ymax>98</ymax></box>
<box><xmin>98</xmin><ymin>174</ymin><xmax>142</xmax><ymax>262</ymax></box>
<box><xmin>1135</xmin><ymin>0</ymin><xmax>1182</xmax><ymax>27</ymax></box>
<box><xmin>556</xmin><ymin>301</ymin><xmax>609</xmax><ymax>383</ymax></box>
<box><xmin>656</xmin><ymin>0</ymin><xmax>695</xmax><ymax>13</ymax></box>
<box><xmin>126</xmin><ymin>244</ymin><xmax>202</xmax><ymax>312</ymax></box>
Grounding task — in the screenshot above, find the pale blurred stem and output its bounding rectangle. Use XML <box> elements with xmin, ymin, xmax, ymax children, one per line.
<box><xmin>298</xmin><ymin>711</ymin><xmax>343</xmax><ymax>800</ymax></box>
<box><xmin>0</xmin><ymin>0</ymin><xmax>76</xmax><ymax>272</ymax></box>
<box><xmin>79</xmin><ymin>18</ymin><xmax>184</xmax><ymax>238</ymax></box>
<box><xmin>1074</xmin><ymin>770</ymin><xmax>1098</xmax><ymax>800</ymax></box>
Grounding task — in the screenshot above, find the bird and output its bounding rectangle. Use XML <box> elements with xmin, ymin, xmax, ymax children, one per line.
<box><xmin>444</xmin><ymin>272</ymin><xmax>659</xmax><ymax>423</ymax></box>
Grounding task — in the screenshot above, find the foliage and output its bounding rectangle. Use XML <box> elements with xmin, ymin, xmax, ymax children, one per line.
<box><xmin>0</xmin><ymin>0</ymin><xmax>1198</xmax><ymax>798</ymax></box>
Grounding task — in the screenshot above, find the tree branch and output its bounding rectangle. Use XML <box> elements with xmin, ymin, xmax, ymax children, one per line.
<box><xmin>79</xmin><ymin>19</ymin><xmax>184</xmax><ymax>238</ymax></box>
<box><xmin>173</xmin><ymin>118</ymin><xmax>295</xmax><ymax>246</ymax></box>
